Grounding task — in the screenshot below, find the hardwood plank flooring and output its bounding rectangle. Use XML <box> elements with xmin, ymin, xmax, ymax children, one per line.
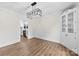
<box><xmin>0</xmin><ymin>36</ymin><xmax>78</xmax><ymax>56</ymax></box>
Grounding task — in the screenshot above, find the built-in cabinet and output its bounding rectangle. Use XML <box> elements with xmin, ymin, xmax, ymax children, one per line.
<box><xmin>60</xmin><ymin>7</ymin><xmax>79</xmax><ymax>54</ymax></box>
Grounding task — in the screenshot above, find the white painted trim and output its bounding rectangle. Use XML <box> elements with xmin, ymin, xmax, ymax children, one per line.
<box><xmin>28</xmin><ymin>35</ymin><xmax>60</xmax><ymax>43</ymax></box>
<box><xmin>0</xmin><ymin>39</ymin><xmax>20</xmax><ymax>48</ymax></box>
<box><xmin>27</xmin><ymin>35</ymin><xmax>33</xmax><ymax>39</ymax></box>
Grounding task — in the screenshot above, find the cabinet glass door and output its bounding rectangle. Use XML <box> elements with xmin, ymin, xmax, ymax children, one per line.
<box><xmin>61</xmin><ymin>14</ymin><xmax>67</xmax><ymax>46</ymax></box>
<box><xmin>62</xmin><ymin>15</ymin><xmax>66</xmax><ymax>32</ymax></box>
<box><xmin>68</xmin><ymin>12</ymin><xmax>74</xmax><ymax>33</ymax></box>
<box><xmin>67</xmin><ymin>10</ymin><xmax>77</xmax><ymax>53</ymax></box>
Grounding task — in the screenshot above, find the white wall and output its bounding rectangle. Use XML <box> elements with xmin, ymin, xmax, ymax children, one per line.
<box><xmin>26</xmin><ymin>2</ymin><xmax>74</xmax><ymax>43</ymax></box>
<box><xmin>0</xmin><ymin>7</ymin><xmax>20</xmax><ymax>47</ymax></box>
<box><xmin>28</xmin><ymin>14</ymin><xmax>60</xmax><ymax>43</ymax></box>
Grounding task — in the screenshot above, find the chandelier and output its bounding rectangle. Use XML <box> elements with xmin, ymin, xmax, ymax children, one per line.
<box><xmin>26</xmin><ymin>2</ymin><xmax>42</xmax><ymax>19</ymax></box>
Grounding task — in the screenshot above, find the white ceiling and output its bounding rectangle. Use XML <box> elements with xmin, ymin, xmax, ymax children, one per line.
<box><xmin>0</xmin><ymin>2</ymin><xmax>28</xmax><ymax>14</ymax></box>
<box><xmin>0</xmin><ymin>2</ymin><xmax>76</xmax><ymax>15</ymax></box>
<box><xmin>0</xmin><ymin>2</ymin><xmax>78</xmax><ymax>25</ymax></box>
<box><xmin>37</xmin><ymin>2</ymin><xmax>77</xmax><ymax>16</ymax></box>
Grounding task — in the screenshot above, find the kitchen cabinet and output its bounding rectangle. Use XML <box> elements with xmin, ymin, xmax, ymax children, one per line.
<box><xmin>60</xmin><ymin>8</ymin><xmax>79</xmax><ymax>54</ymax></box>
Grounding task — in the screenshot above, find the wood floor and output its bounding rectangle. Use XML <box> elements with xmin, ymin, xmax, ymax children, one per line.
<box><xmin>0</xmin><ymin>36</ymin><xmax>78</xmax><ymax>56</ymax></box>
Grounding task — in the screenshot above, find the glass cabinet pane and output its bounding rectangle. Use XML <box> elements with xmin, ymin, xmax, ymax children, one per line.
<box><xmin>62</xmin><ymin>15</ymin><xmax>66</xmax><ymax>32</ymax></box>
<box><xmin>68</xmin><ymin>12</ymin><xmax>74</xmax><ymax>33</ymax></box>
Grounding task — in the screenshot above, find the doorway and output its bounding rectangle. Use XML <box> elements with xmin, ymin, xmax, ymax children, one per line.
<box><xmin>20</xmin><ymin>20</ymin><xmax>28</xmax><ymax>39</ymax></box>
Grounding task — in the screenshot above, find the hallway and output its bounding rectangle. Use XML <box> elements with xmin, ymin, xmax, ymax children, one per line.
<box><xmin>0</xmin><ymin>36</ymin><xmax>78</xmax><ymax>56</ymax></box>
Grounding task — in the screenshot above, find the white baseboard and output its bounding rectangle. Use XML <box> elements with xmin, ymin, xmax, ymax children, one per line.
<box><xmin>28</xmin><ymin>35</ymin><xmax>60</xmax><ymax>43</ymax></box>
<box><xmin>28</xmin><ymin>35</ymin><xmax>34</xmax><ymax>39</ymax></box>
<box><xmin>0</xmin><ymin>39</ymin><xmax>20</xmax><ymax>48</ymax></box>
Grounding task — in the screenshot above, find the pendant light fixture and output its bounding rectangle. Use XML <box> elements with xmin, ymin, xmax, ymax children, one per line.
<box><xmin>26</xmin><ymin>2</ymin><xmax>42</xmax><ymax>19</ymax></box>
